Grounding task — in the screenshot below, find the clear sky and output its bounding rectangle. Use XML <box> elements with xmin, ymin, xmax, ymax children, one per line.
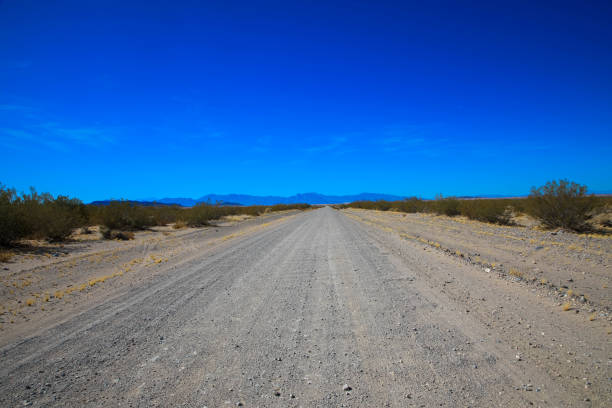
<box><xmin>1</xmin><ymin>1</ymin><xmax>611</xmax><ymax>202</ymax></box>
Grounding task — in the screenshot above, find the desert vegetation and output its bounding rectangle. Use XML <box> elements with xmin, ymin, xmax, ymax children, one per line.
<box><xmin>0</xmin><ymin>183</ymin><xmax>310</xmax><ymax>247</ymax></box>
<box><xmin>527</xmin><ymin>179</ymin><xmax>598</xmax><ymax>231</ymax></box>
<box><xmin>338</xmin><ymin>180</ymin><xmax>610</xmax><ymax>231</ymax></box>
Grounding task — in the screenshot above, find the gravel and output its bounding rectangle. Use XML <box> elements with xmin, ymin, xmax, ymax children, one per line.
<box><xmin>0</xmin><ymin>208</ymin><xmax>608</xmax><ymax>407</ymax></box>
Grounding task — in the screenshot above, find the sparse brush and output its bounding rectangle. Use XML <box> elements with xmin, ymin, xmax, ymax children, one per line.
<box><xmin>0</xmin><ymin>249</ymin><xmax>13</xmax><ymax>263</ymax></box>
<box><xmin>25</xmin><ymin>298</ymin><xmax>35</xmax><ymax>306</ymax></box>
<box><xmin>101</xmin><ymin>228</ymin><xmax>134</xmax><ymax>240</ymax></box>
<box><xmin>589</xmin><ymin>313</ymin><xmax>596</xmax><ymax>321</ymax></box>
<box><xmin>432</xmin><ymin>195</ymin><xmax>461</xmax><ymax>216</ymax></box>
<box><xmin>509</xmin><ymin>268</ymin><xmax>524</xmax><ymax>279</ymax></box>
<box><xmin>173</xmin><ymin>219</ymin><xmax>187</xmax><ymax>229</ymax></box>
<box><xmin>460</xmin><ymin>199</ymin><xmax>515</xmax><ymax>225</ymax></box>
<box><xmin>562</xmin><ymin>302</ymin><xmax>571</xmax><ymax>311</ymax></box>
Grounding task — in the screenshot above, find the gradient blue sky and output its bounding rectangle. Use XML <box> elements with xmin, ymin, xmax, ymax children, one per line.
<box><xmin>1</xmin><ymin>1</ymin><xmax>611</xmax><ymax>202</ymax></box>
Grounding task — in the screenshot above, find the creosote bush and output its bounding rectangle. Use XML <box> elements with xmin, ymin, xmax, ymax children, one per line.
<box><xmin>339</xmin><ymin>180</ymin><xmax>610</xmax><ymax>230</ymax></box>
<box><xmin>0</xmin><ymin>184</ymin><xmax>86</xmax><ymax>245</ymax></box>
<box><xmin>527</xmin><ymin>179</ymin><xmax>596</xmax><ymax>231</ymax></box>
<box><xmin>0</xmin><ymin>182</ymin><xmax>311</xmax><ymax>246</ymax></box>
<box><xmin>432</xmin><ymin>195</ymin><xmax>461</xmax><ymax>216</ymax></box>
<box><xmin>460</xmin><ymin>199</ymin><xmax>514</xmax><ymax>225</ymax></box>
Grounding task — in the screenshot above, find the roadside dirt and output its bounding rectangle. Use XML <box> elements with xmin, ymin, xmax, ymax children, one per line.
<box><xmin>0</xmin><ymin>207</ymin><xmax>609</xmax><ymax>407</ymax></box>
<box><xmin>0</xmin><ymin>211</ymin><xmax>299</xmax><ymax>346</ymax></box>
<box><xmin>343</xmin><ymin>208</ymin><xmax>612</xmax><ymax>310</ymax></box>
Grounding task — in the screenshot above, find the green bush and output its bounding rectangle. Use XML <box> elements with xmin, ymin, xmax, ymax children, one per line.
<box><xmin>432</xmin><ymin>195</ymin><xmax>461</xmax><ymax>216</ymax></box>
<box><xmin>97</xmin><ymin>201</ymin><xmax>158</xmax><ymax>230</ymax></box>
<box><xmin>0</xmin><ymin>185</ymin><xmax>28</xmax><ymax>246</ymax></box>
<box><xmin>527</xmin><ymin>180</ymin><xmax>596</xmax><ymax>231</ymax></box>
<box><xmin>182</xmin><ymin>203</ymin><xmax>221</xmax><ymax>227</ymax></box>
<box><xmin>0</xmin><ymin>184</ymin><xmax>86</xmax><ymax>245</ymax></box>
<box><xmin>460</xmin><ymin>199</ymin><xmax>514</xmax><ymax>225</ymax></box>
<box><xmin>32</xmin><ymin>195</ymin><xmax>86</xmax><ymax>241</ymax></box>
<box><xmin>1</xmin><ymin>183</ymin><xmax>312</xmax><ymax>243</ymax></box>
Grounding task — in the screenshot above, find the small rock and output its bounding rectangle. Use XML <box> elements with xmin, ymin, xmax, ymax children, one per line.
<box><xmin>342</xmin><ymin>384</ymin><xmax>352</xmax><ymax>391</ymax></box>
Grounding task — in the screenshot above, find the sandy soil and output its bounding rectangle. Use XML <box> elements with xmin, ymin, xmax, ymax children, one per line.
<box><xmin>343</xmin><ymin>209</ymin><xmax>612</xmax><ymax>310</ymax></box>
<box><xmin>0</xmin><ymin>211</ymin><xmax>298</xmax><ymax>345</ymax></box>
<box><xmin>0</xmin><ymin>207</ymin><xmax>609</xmax><ymax>407</ymax></box>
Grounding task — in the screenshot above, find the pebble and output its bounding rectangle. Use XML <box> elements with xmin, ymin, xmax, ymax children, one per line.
<box><xmin>343</xmin><ymin>384</ymin><xmax>352</xmax><ymax>391</ymax></box>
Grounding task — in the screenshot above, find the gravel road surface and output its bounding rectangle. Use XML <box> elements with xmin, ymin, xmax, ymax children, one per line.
<box><xmin>0</xmin><ymin>207</ymin><xmax>609</xmax><ymax>407</ymax></box>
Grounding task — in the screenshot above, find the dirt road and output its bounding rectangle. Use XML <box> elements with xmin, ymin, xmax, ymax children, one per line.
<box><xmin>0</xmin><ymin>207</ymin><xmax>609</xmax><ymax>407</ymax></box>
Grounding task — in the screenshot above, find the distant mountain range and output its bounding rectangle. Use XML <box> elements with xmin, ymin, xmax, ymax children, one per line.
<box><xmin>89</xmin><ymin>191</ymin><xmax>612</xmax><ymax>207</ymax></box>
<box><xmin>90</xmin><ymin>193</ymin><xmax>406</xmax><ymax>207</ymax></box>
<box><xmin>156</xmin><ymin>193</ymin><xmax>406</xmax><ymax>206</ymax></box>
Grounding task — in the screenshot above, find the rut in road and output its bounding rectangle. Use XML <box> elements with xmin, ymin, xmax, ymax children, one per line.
<box><xmin>0</xmin><ymin>207</ymin><xmax>599</xmax><ymax>407</ymax></box>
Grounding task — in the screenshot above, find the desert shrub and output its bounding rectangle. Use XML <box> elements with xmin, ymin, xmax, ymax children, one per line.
<box><xmin>181</xmin><ymin>203</ymin><xmax>310</xmax><ymax>227</ymax></box>
<box><xmin>97</xmin><ymin>200</ymin><xmax>156</xmax><ymax>230</ymax></box>
<box><xmin>0</xmin><ymin>184</ymin><xmax>86</xmax><ymax>244</ymax></box>
<box><xmin>460</xmin><ymin>199</ymin><xmax>514</xmax><ymax>225</ymax></box>
<box><xmin>0</xmin><ymin>184</ymin><xmax>28</xmax><ymax>246</ymax></box>
<box><xmin>182</xmin><ymin>203</ymin><xmax>223</xmax><ymax>226</ymax></box>
<box><xmin>29</xmin><ymin>195</ymin><xmax>86</xmax><ymax>241</ymax></box>
<box><xmin>432</xmin><ymin>195</ymin><xmax>461</xmax><ymax>216</ymax></box>
<box><xmin>173</xmin><ymin>219</ymin><xmax>187</xmax><ymax>229</ymax></box>
<box><xmin>0</xmin><ymin>249</ymin><xmax>14</xmax><ymax>262</ymax></box>
<box><xmin>101</xmin><ymin>228</ymin><xmax>135</xmax><ymax>240</ymax></box>
<box><xmin>398</xmin><ymin>197</ymin><xmax>427</xmax><ymax>213</ymax></box>
<box><xmin>527</xmin><ymin>180</ymin><xmax>596</xmax><ymax>231</ymax></box>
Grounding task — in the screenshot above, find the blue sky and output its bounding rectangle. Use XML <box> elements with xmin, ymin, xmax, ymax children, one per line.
<box><xmin>1</xmin><ymin>1</ymin><xmax>611</xmax><ymax>202</ymax></box>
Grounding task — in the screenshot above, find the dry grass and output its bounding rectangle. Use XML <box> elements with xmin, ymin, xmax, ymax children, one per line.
<box><xmin>172</xmin><ymin>220</ymin><xmax>187</xmax><ymax>229</ymax></box>
<box><xmin>509</xmin><ymin>268</ymin><xmax>525</xmax><ymax>279</ymax></box>
<box><xmin>25</xmin><ymin>298</ymin><xmax>35</xmax><ymax>306</ymax></box>
<box><xmin>0</xmin><ymin>249</ymin><xmax>13</xmax><ymax>263</ymax></box>
<box><xmin>589</xmin><ymin>313</ymin><xmax>596</xmax><ymax>321</ymax></box>
<box><xmin>562</xmin><ymin>302</ymin><xmax>572</xmax><ymax>311</ymax></box>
